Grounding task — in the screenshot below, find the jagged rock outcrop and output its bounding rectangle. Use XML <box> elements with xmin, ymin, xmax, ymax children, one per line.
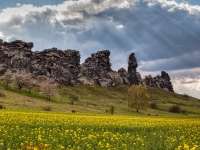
<box><xmin>0</xmin><ymin>39</ymin><xmax>174</xmax><ymax>91</ymax></box>
<box><xmin>136</xmin><ymin>72</ymin><xmax>143</xmax><ymax>84</ymax></box>
<box><xmin>143</xmin><ymin>71</ymin><xmax>174</xmax><ymax>92</ymax></box>
<box><xmin>79</xmin><ymin>50</ymin><xmax>118</xmax><ymax>87</ymax></box>
<box><xmin>0</xmin><ymin>40</ymin><xmax>33</xmax><ymax>75</ymax></box>
<box><xmin>160</xmin><ymin>71</ymin><xmax>174</xmax><ymax>92</ymax></box>
<box><xmin>81</xmin><ymin>50</ymin><xmax>111</xmax><ymax>79</ymax></box>
<box><xmin>118</xmin><ymin>68</ymin><xmax>130</xmax><ymax>85</ymax></box>
<box><xmin>32</xmin><ymin>48</ymin><xmax>80</xmax><ymax>86</ymax></box>
<box><xmin>128</xmin><ymin>53</ymin><xmax>138</xmax><ymax>85</ymax></box>
<box><xmin>0</xmin><ymin>40</ymin><xmax>80</xmax><ymax>86</ymax></box>
<box><xmin>143</xmin><ymin>75</ymin><xmax>155</xmax><ymax>87</ymax></box>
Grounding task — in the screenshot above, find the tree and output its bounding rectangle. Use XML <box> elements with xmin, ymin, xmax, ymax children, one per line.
<box><xmin>25</xmin><ymin>77</ymin><xmax>37</xmax><ymax>94</ymax></box>
<box><xmin>14</xmin><ymin>72</ymin><xmax>27</xmax><ymax>91</ymax></box>
<box><xmin>69</xmin><ymin>93</ymin><xmax>78</xmax><ymax>105</ymax></box>
<box><xmin>41</xmin><ymin>79</ymin><xmax>57</xmax><ymax>100</ymax></box>
<box><xmin>127</xmin><ymin>85</ymin><xmax>150</xmax><ymax>112</ymax></box>
<box><xmin>0</xmin><ymin>70</ymin><xmax>13</xmax><ymax>89</ymax></box>
<box><xmin>109</xmin><ymin>105</ymin><xmax>115</xmax><ymax>115</ymax></box>
<box><xmin>183</xmin><ymin>93</ymin><xmax>188</xmax><ymax>100</ymax></box>
<box><xmin>169</xmin><ymin>104</ymin><xmax>180</xmax><ymax>113</ymax></box>
<box><xmin>149</xmin><ymin>102</ymin><xmax>157</xmax><ymax>109</ymax></box>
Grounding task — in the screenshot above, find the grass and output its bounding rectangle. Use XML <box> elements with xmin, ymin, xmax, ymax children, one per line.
<box><xmin>0</xmin><ymin>82</ymin><xmax>200</xmax><ymax>116</ymax></box>
<box><xmin>148</xmin><ymin>87</ymin><xmax>200</xmax><ymax>115</ymax></box>
<box><xmin>0</xmin><ymin>83</ymin><xmax>45</xmax><ymax>100</ymax></box>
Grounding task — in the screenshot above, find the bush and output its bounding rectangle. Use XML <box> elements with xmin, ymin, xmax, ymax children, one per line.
<box><xmin>183</xmin><ymin>93</ymin><xmax>188</xmax><ymax>100</ymax></box>
<box><xmin>109</xmin><ymin>105</ymin><xmax>115</xmax><ymax>115</ymax></box>
<box><xmin>0</xmin><ymin>92</ymin><xmax>5</xmax><ymax>97</ymax></box>
<box><xmin>169</xmin><ymin>104</ymin><xmax>180</xmax><ymax>113</ymax></box>
<box><xmin>150</xmin><ymin>102</ymin><xmax>157</xmax><ymax>109</ymax></box>
<box><xmin>181</xmin><ymin>109</ymin><xmax>187</xmax><ymax>115</ymax></box>
<box><xmin>43</xmin><ymin>106</ymin><xmax>52</xmax><ymax>111</ymax></box>
<box><xmin>72</xmin><ymin>110</ymin><xmax>76</xmax><ymax>113</ymax></box>
<box><xmin>0</xmin><ymin>105</ymin><xmax>5</xmax><ymax>109</ymax></box>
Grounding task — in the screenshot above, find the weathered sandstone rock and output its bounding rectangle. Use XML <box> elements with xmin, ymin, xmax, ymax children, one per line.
<box><xmin>0</xmin><ymin>39</ymin><xmax>174</xmax><ymax>91</ymax></box>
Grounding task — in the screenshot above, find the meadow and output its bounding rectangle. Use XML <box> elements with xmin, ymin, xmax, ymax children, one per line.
<box><xmin>0</xmin><ymin>110</ymin><xmax>199</xmax><ymax>150</ymax></box>
<box><xmin>1</xmin><ymin>83</ymin><xmax>200</xmax><ymax>115</ymax></box>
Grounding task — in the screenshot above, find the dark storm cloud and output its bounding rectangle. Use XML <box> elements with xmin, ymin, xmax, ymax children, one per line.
<box><xmin>59</xmin><ymin>1</ymin><xmax>200</xmax><ymax>65</ymax></box>
<box><xmin>140</xmin><ymin>51</ymin><xmax>200</xmax><ymax>71</ymax></box>
<box><xmin>91</xmin><ymin>0</ymin><xmax>103</xmax><ymax>4</ymax></box>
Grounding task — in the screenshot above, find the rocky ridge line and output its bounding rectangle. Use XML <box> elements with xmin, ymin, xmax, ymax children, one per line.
<box><xmin>0</xmin><ymin>39</ymin><xmax>174</xmax><ymax>92</ymax></box>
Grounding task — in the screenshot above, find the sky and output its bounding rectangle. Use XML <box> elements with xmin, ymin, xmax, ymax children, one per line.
<box><xmin>0</xmin><ymin>0</ymin><xmax>200</xmax><ymax>99</ymax></box>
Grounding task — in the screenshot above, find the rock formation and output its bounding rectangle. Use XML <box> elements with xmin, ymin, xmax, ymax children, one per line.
<box><xmin>0</xmin><ymin>40</ymin><xmax>80</xmax><ymax>86</ymax></box>
<box><xmin>78</xmin><ymin>50</ymin><xmax>123</xmax><ymax>87</ymax></box>
<box><xmin>0</xmin><ymin>39</ymin><xmax>174</xmax><ymax>92</ymax></box>
<box><xmin>31</xmin><ymin>48</ymin><xmax>80</xmax><ymax>86</ymax></box>
<box><xmin>141</xmin><ymin>72</ymin><xmax>174</xmax><ymax>92</ymax></box>
<box><xmin>118</xmin><ymin>68</ymin><xmax>130</xmax><ymax>85</ymax></box>
<box><xmin>0</xmin><ymin>40</ymin><xmax>33</xmax><ymax>75</ymax></box>
<box><xmin>128</xmin><ymin>53</ymin><xmax>138</xmax><ymax>85</ymax></box>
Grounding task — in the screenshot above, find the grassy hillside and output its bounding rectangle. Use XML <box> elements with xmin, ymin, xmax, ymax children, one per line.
<box><xmin>0</xmin><ymin>83</ymin><xmax>199</xmax><ymax>116</ymax></box>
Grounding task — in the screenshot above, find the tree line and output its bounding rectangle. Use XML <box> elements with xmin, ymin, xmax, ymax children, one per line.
<box><xmin>0</xmin><ymin>70</ymin><xmax>57</xmax><ymax>100</ymax></box>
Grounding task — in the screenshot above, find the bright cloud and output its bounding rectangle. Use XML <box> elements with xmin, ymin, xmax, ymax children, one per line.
<box><xmin>0</xmin><ymin>32</ymin><xmax>3</xmax><ymax>38</ymax></box>
<box><xmin>190</xmin><ymin>80</ymin><xmax>200</xmax><ymax>92</ymax></box>
<box><xmin>16</xmin><ymin>3</ymin><xmax>22</xmax><ymax>7</ymax></box>
<box><xmin>116</xmin><ymin>25</ymin><xmax>124</xmax><ymax>29</ymax></box>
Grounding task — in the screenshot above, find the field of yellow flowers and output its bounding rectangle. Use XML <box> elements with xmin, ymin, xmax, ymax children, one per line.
<box><xmin>0</xmin><ymin>110</ymin><xmax>199</xmax><ymax>150</ymax></box>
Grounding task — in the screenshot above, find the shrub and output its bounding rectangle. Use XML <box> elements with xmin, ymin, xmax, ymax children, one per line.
<box><xmin>109</xmin><ymin>105</ymin><xmax>115</xmax><ymax>115</ymax></box>
<box><xmin>72</xmin><ymin>110</ymin><xmax>76</xmax><ymax>113</ymax></box>
<box><xmin>150</xmin><ymin>102</ymin><xmax>157</xmax><ymax>109</ymax></box>
<box><xmin>0</xmin><ymin>92</ymin><xmax>5</xmax><ymax>97</ymax></box>
<box><xmin>43</xmin><ymin>106</ymin><xmax>52</xmax><ymax>111</ymax></box>
<box><xmin>169</xmin><ymin>104</ymin><xmax>180</xmax><ymax>113</ymax></box>
<box><xmin>183</xmin><ymin>93</ymin><xmax>188</xmax><ymax>100</ymax></box>
<box><xmin>181</xmin><ymin>109</ymin><xmax>187</xmax><ymax>115</ymax></box>
<box><xmin>0</xmin><ymin>105</ymin><xmax>5</xmax><ymax>109</ymax></box>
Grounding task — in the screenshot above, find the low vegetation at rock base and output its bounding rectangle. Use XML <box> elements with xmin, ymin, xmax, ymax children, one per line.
<box><xmin>0</xmin><ymin>110</ymin><xmax>199</xmax><ymax>150</ymax></box>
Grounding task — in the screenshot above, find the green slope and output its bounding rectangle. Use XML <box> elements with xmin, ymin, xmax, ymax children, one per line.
<box><xmin>0</xmin><ymin>83</ymin><xmax>199</xmax><ymax>116</ymax></box>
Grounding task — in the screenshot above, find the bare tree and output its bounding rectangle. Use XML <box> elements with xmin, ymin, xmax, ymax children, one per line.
<box><xmin>127</xmin><ymin>85</ymin><xmax>150</xmax><ymax>112</ymax></box>
<box><xmin>25</xmin><ymin>76</ymin><xmax>37</xmax><ymax>94</ymax></box>
<box><xmin>14</xmin><ymin>72</ymin><xmax>28</xmax><ymax>91</ymax></box>
<box><xmin>0</xmin><ymin>70</ymin><xmax>13</xmax><ymax>89</ymax></box>
<box><xmin>41</xmin><ymin>79</ymin><xmax>57</xmax><ymax>100</ymax></box>
<box><xmin>69</xmin><ymin>93</ymin><xmax>78</xmax><ymax>105</ymax></box>
<box><xmin>12</xmin><ymin>70</ymin><xmax>36</xmax><ymax>92</ymax></box>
